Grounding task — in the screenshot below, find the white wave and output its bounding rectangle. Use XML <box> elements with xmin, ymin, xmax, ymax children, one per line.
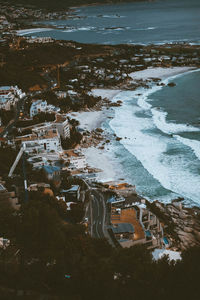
<box><xmin>16</xmin><ymin>28</ymin><xmax>52</xmax><ymax>35</ymax></box>
<box><xmin>78</xmin><ymin>26</ymin><xmax>96</xmax><ymax>31</ymax></box>
<box><xmin>174</xmin><ymin>135</ymin><xmax>200</xmax><ymax>160</ymax></box>
<box><xmin>137</xmin><ymin>94</ymin><xmax>152</xmax><ymax>110</ymax></box>
<box><xmin>109</xmin><ymin>97</ymin><xmax>200</xmax><ymax>204</ymax></box>
<box><xmin>62</xmin><ymin>26</ymin><xmax>96</xmax><ymax>33</ymax></box>
<box><xmin>134</xmin><ymin>68</ymin><xmax>200</xmax><ymax>134</ymax></box>
<box><xmin>62</xmin><ymin>29</ymin><xmax>77</xmax><ymax>33</ymax></box>
<box><xmin>152</xmin><ymin>109</ymin><xmax>200</xmax><ymax>135</ymax></box>
<box><xmin>133</xmin><ymin>27</ymin><xmax>157</xmax><ymax>31</ymax></box>
<box><xmin>136</xmin><ymin>85</ymin><xmax>162</xmax><ymax>110</ymax></box>
<box><xmin>100</xmin><ymin>14</ymin><xmax>126</xmax><ymax>18</ymax></box>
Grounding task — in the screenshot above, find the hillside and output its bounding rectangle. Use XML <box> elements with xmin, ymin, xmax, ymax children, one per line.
<box><xmin>1</xmin><ymin>0</ymin><xmax>148</xmax><ymax>11</ymax></box>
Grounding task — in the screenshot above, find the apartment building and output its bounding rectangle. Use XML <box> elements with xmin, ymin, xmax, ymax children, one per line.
<box><xmin>53</xmin><ymin>114</ymin><xmax>70</xmax><ymax>139</ymax></box>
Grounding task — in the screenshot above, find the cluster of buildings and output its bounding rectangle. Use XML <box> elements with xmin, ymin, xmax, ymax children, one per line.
<box><xmin>8</xmin><ymin>108</ymin><xmax>90</xmax><ymax>188</ymax></box>
<box><xmin>104</xmin><ymin>182</ymin><xmax>168</xmax><ymax>250</ymax></box>
<box><xmin>0</xmin><ymin>85</ymin><xmax>25</xmax><ymax>110</ymax></box>
<box><xmin>30</xmin><ymin>100</ymin><xmax>60</xmax><ymax>117</ymax></box>
<box><xmin>0</xmin><ymin>1</ymin><xmax>72</xmax><ymax>34</ymax></box>
<box><xmin>24</xmin><ymin>37</ymin><xmax>54</xmax><ymax>44</ymax></box>
<box><xmin>61</xmin><ymin>45</ymin><xmax>200</xmax><ymax>91</ymax></box>
<box><xmin>109</xmin><ymin>197</ymin><xmax>170</xmax><ymax>250</ymax></box>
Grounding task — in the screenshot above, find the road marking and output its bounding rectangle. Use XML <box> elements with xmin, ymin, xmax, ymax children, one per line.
<box><xmin>96</xmin><ymin>223</ymin><xmax>100</xmax><ymax>238</ymax></box>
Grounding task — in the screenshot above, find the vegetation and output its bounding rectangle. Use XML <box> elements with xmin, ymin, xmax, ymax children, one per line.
<box><xmin>1</xmin><ymin>0</ymin><xmax>146</xmax><ymax>11</ymax></box>
<box><xmin>0</xmin><ymin>109</ymin><xmax>14</xmax><ymax>126</ymax></box>
<box><xmin>0</xmin><ymin>189</ymin><xmax>200</xmax><ymax>299</ymax></box>
<box><xmin>0</xmin><ymin>146</ymin><xmax>20</xmax><ymax>176</ymax></box>
<box><xmin>146</xmin><ymin>201</ymin><xmax>179</xmax><ymax>240</ymax></box>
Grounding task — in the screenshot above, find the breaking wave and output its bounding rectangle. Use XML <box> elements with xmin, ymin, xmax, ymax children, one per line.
<box><xmin>174</xmin><ymin>135</ymin><xmax>200</xmax><ymax>160</ymax></box>
<box><xmin>109</xmin><ymin>97</ymin><xmax>200</xmax><ymax>204</ymax></box>
<box><xmin>151</xmin><ymin>109</ymin><xmax>200</xmax><ymax>135</ymax></box>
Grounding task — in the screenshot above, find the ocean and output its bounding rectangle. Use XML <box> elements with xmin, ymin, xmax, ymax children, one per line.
<box><xmin>106</xmin><ymin>69</ymin><xmax>200</xmax><ymax>206</ymax></box>
<box><xmin>24</xmin><ymin>0</ymin><xmax>200</xmax><ymax>45</ymax></box>
<box><xmin>23</xmin><ymin>0</ymin><xmax>200</xmax><ymax>205</ymax></box>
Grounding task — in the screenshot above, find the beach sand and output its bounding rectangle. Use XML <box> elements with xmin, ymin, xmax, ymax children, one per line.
<box><xmin>130</xmin><ymin>66</ymin><xmax>194</xmax><ymax>80</ymax></box>
<box><xmin>69</xmin><ymin>89</ymin><xmax>121</xmax><ymax>131</ymax></box>
<box><xmin>16</xmin><ymin>28</ymin><xmax>52</xmax><ymax>36</ymax></box>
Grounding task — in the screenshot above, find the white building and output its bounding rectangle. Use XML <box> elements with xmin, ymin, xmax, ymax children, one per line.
<box><xmin>64</xmin><ymin>149</ymin><xmax>86</xmax><ymax>170</ymax></box>
<box><xmin>30</xmin><ymin>99</ymin><xmax>60</xmax><ymax>117</ymax></box>
<box><xmin>0</xmin><ymin>85</ymin><xmax>24</xmax><ymax>110</ymax></box>
<box><xmin>54</xmin><ymin>91</ymin><xmax>67</xmax><ymax>99</ymax></box>
<box><xmin>16</xmin><ymin>127</ymin><xmax>62</xmax><ymax>154</ymax></box>
<box><xmin>27</xmin><ymin>155</ymin><xmax>47</xmax><ymax>168</ymax></box>
<box><xmin>54</xmin><ymin>114</ymin><xmax>70</xmax><ymax>139</ymax></box>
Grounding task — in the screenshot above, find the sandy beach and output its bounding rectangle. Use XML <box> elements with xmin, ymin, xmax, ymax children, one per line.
<box><xmin>130</xmin><ymin>66</ymin><xmax>194</xmax><ymax>81</ymax></box>
<box><xmin>16</xmin><ymin>28</ymin><xmax>53</xmax><ymax>36</ymax></box>
<box><xmin>69</xmin><ymin>89</ymin><xmax>121</xmax><ymax>131</ymax></box>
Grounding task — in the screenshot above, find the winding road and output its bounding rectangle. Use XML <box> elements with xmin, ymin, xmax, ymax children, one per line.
<box><xmin>90</xmin><ymin>189</ymin><xmax>106</xmax><ymax>239</ymax></box>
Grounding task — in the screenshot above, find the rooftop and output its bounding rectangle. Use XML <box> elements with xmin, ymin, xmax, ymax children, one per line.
<box><xmin>112</xmin><ymin>223</ymin><xmax>134</xmax><ymax>234</ymax></box>
<box><xmin>0</xmin><ymin>86</ymin><xmax>12</xmax><ymax>91</ymax></box>
<box><xmin>16</xmin><ymin>129</ymin><xmax>59</xmax><ymax>142</ymax></box>
<box><xmin>111</xmin><ymin>208</ymin><xmax>145</xmax><ymax>241</ymax></box>
<box><xmin>43</xmin><ymin>165</ymin><xmax>60</xmax><ymax>174</ymax></box>
<box><xmin>65</xmin><ymin>185</ymin><xmax>80</xmax><ymax>193</ymax></box>
<box><xmin>55</xmin><ymin>114</ymin><xmax>68</xmax><ymax>123</ymax></box>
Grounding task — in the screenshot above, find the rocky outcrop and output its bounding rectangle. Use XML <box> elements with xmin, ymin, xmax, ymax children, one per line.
<box><xmin>156</xmin><ymin>201</ymin><xmax>200</xmax><ymax>250</ymax></box>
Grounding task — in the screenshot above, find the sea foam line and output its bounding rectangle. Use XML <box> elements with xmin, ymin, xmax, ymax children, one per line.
<box><xmin>174</xmin><ymin>135</ymin><xmax>200</xmax><ymax>160</ymax></box>
<box><xmin>135</xmin><ymin>68</ymin><xmax>200</xmax><ymax>135</ymax></box>
<box><xmin>109</xmin><ymin>97</ymin><xmax>200</xmax><ymax>204</ymax></box>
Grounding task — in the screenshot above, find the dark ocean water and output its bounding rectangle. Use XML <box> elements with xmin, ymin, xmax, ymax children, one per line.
<box><xmin>24</xmin><ymin>0</ymin><xmax>200</xmax><ymax>45</ymax></box>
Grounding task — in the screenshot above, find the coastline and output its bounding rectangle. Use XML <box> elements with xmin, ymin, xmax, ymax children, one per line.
<box><xmin>16</xmin><ymin>28</ymin><xmax>53</xmax><ymax>35</ymax></box>
<box><xmin>73</xmin><ymin>66</ymin><xmax>199</xmax><ymax>203</ymax></box>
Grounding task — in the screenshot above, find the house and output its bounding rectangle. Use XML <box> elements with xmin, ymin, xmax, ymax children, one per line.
<box><xmin>16</xmin><ymin>128</ymin><xmax>62</xmax><ymax>153</ymax></box>
<box><xmin>43</xmin><ymin>165</ymin><xmax>61</xmax><ymax>181</ymax></box>
<box><xmin>30</xmin><ymin>100</ymin><xmax>60</xmax><ymax>117</ymax></box>
<box><xmin>64</xmin><ymin>149</ymin><xmax>86</xmax><ymax>170</ymax></box>
<box><xmin>54</xmin><ymin>91</ymin><xmax>68</xmax><ymax>99</ymax></box>
<box><xmin>111</xmin><ymin>223</ymin><xmax>135</xmax><ymax>241</ymax></box>
<box><xmin>61</xmin><ymin>185</ymin><xmax>81</xmax><ymax>202</ymax></box>
<box><xmin>28</xmin><ymin>182</ymin><xmax>51</xmax><ymax>192</ymax></box>
<box><xmin>0</xmin><ymin>86</ymin><xmax>15</xmax><ymax>110</ymax></box>
<box><xmin>54</xmin><ymin>114</ymin><xmax>70</xmax><ymax>139</ymax></box>
<box><xmin>27</xmin><ymin>155</ymin><xmax>47</xmax><ymax>168</ymax></box>
<box><xmin>0</xmin><ymin>85</ymin><xmax>25</xmax><ymax>110</ymax></box>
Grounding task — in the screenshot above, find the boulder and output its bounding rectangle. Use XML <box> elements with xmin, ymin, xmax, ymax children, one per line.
<box><xmin>168</xmin><ymin>82</ymin><xmax>176</xmax><ymax>87</ymax></box>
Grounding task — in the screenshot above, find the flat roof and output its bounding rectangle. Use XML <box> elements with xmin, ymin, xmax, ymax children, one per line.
<box><xmin>112</xmin><ymin>223</ymin><xmax>134</xmax><ymax>234</ymax></box>
<box><xmin>43</xmin><ymin>165</ymin><xmax>60</xmax><ymax>174</ymax></box>
<box><xmin>0</xmin><ymin>86</ymin><xmax>12</xmax><ymax>90</ymax></box>
<box><xmin>55</xmin><ymin>114</ymin><xmax>67</xmax><ymax>123</ymax></box>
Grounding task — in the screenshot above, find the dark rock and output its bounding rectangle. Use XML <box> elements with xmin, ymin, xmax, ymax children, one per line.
<box><xmin>168</xmin><ymin>82</ymin><xmax>176</xmax><ymax>87</ymax></box>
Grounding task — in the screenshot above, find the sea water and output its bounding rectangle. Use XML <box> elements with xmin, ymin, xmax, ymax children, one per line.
<box><xmin>105</xmin><ymin>70</ymin><xmax>200</xmax><ymax>206</ymax></box>
<box><xmin>24</xmin><ymin>0</ymin><xmax>200</xmax><ymax>45</ymax></box>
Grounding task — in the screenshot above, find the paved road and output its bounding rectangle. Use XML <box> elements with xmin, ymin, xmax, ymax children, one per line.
<box><xmin>90</xmin><ymin>189</ymin><xmax>106</xmax><ymax>239</ymax></box>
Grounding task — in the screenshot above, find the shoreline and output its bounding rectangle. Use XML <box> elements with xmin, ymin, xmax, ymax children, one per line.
<box><xmin>73</xmin><ymin>66</ymin><xmax>199</xmax><ymax>205</ymax></box>
<box><xmin>16</xmin><ymin>28</ymin><xmax>53</xmax><ymax>35</ymax></box>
